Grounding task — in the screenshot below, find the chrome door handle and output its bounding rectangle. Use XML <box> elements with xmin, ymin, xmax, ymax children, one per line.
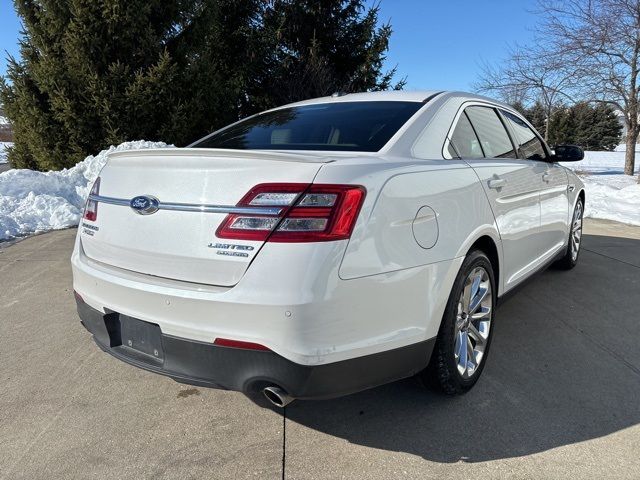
<box><xmin>488</xmin><ymin>178</ymin><xmax>507</xmax><ymax>189</ymax></box>
<box><xmin>542</xmin><ymin>172</ymin><xmax>551</xmax><ymax>182</ymax></box>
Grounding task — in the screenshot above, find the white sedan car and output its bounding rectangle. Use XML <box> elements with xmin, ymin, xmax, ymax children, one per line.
<box><xmin>72</xmin><ymin>91</ymin><xmax>585</xmax><ymax>407</ymax></box>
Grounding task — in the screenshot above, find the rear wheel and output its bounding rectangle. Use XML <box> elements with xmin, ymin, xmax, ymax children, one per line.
<box><xmin>554</xmin><ymin>198</ymin><xmax>583</xmax><ymax>270</ymax></box>
<box><xmin>421</xmin><ymin>250</ymin><xmax>496</xmax><ymax>395</ymax></box>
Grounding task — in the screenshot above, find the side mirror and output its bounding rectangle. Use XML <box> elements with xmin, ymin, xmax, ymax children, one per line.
<box><xmin>552</xmin><ymin>145</ymin><xmax>584</xmax><ymax>162</ymax></box>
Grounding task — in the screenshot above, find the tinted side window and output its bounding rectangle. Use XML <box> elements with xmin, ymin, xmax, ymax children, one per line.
<box><xmin>465</xmin><ymin>106</ymin><xmax>516</xmax><ymax>159</ymax></box>
<box><xmin>502</xmin><ymin>110</ymin><xmax>548</xmax><ymax>160</ymax></box>
<box><xmin>448</xmin><ymin>112</ymin><xmax>484</xmax><ymax>158</ymax></box>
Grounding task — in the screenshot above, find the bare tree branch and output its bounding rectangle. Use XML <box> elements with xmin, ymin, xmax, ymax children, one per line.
<box><xmin>538</xmin><ymin>0</ymin><xmax>640</xmax><ymax>175</ymax></box>
<box><xmin>474</xmin><ymin>45</ymin><xmax>576</xmax><ymax>141</ymax></box>
<box><xmin>478</xmin><ymin>0</ymin><xmax>640</xmax><ymax>176</ymax></box>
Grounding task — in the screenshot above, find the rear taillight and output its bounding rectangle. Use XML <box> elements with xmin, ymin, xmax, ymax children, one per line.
<box><xmin>83</xmin><ymin>177</ymin><xmax>101</xmax><ymax>222</ymax></box>
<box><xmin>216</xmin><ymin>183</ymin><xmax>366</xmax><ymax>242</ymax></box>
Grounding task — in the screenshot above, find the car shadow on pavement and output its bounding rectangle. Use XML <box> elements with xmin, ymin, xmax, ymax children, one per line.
<box><xmin>281</xmin><ymin>233</ymin><xmax>640</xmax><ymax>463</ymax></box>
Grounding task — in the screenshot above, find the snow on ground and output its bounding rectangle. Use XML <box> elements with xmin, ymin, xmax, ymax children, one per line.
<box><xmin>614</xmin><ymin>144</ymin><xmax>640</xmax><ymax>152</ymax></box>
<box><xmin>0</xmin><ymin>141</ymin><xmax>170</xmax><ymax>241</ymax></box>
<box><xmin>562</xmin><ymin>150</ymin><xmax>640</xmax><ymax>226</ymax></box>
<box><xmin>0</xmin><ymin>142</ymin><xmax>12</xmax><ymax>164</ymax></box>
<box><xmin>0</xmin><ymin>140</ymin><xmax>638</xmax><ymax>242</ymax></box>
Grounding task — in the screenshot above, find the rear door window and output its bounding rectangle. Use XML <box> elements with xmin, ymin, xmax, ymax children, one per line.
<box><xmin>448</xmin><ymin>112</ymin><xmax>484</xmax><ymax>158</ymax></box>
<box><xmin>501</xmin><ymin>110</ymin><xmax>548</xmax><ymax>160</ymax></box>
<box><xmin>465</xmin><ymin>106</ymin><xmax>517</xmax><ymax>159</ymax></box>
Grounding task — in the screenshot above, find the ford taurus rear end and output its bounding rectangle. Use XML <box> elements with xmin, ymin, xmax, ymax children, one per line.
<box><xmin>71</xmin><ymin>96</ymin><xmax>445</xmax><ymax>403</ymax></box>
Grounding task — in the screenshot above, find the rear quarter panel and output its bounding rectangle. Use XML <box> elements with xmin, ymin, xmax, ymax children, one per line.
<box><xmin>308</xmin><ymin>158</ymin><xmax>503</xmax><ymax>348</ymax></box>
<box><xmin>315</xmin><ymin>161</ymin><xmax>500</xmax><ymax>282</ymax></box>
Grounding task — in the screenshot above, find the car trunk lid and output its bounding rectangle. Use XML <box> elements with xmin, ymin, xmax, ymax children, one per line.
<box><xmin>80</xmin><ymin>148</ymin><xmax>327</xmax><ymax>286</ymax></box>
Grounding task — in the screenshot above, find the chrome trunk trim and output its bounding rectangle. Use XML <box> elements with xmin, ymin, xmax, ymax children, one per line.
<box><xmin>88</xmin><ymin>194</ymin><xmax>283</xmax><ymax>216</ymax></box>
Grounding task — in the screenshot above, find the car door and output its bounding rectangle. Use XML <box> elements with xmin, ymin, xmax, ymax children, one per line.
<box><xmin>446</xmin><ymin>105</ymin><xmax>543</xmax><ymax>291</ymax></box>
<box><xmin>500</xmin><ymin>110</ymin><xmax>569</xmax><ymax>261</ymax></box>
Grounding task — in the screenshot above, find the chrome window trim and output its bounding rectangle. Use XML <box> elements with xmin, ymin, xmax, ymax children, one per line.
<box><xmin>88</xmin><ymin>194</ymin><xmax>283</xmax><ymax>216</ymax></box>
<box><xmin>442</xmin><ymin>100</ymin><xmax>527</xmax><ymax>160</ymax></box>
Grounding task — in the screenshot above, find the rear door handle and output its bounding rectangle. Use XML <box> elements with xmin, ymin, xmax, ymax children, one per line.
<box><xmin>488</xmin><ymin>178</ymin><xmax>507</xmax><ymax>189</ymax></box>
<box><xmin>542</xmin><ymin>172</ymin><xmax>551</xmax><ymax>182</ymax></box>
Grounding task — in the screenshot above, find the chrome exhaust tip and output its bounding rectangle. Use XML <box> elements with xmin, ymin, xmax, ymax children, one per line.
<box><xmin>263</xmin><ymin>386</ymin><xmax>294</xmax><ymax>408</ymax></box>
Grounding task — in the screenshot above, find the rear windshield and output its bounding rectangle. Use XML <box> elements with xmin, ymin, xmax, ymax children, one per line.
<box><xmin>191</xmin><ymin>101</ymin><xmax>423</xmax><ymax>152</ymax></box>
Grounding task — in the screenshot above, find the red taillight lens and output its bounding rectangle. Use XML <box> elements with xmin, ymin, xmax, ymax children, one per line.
<box><xmin>271</xmin><ymin>185</ymin><xmax>365</xmax><ymax>242</ymax></box>
<box><xmin>83</xmin><ymin>177</ymin><xmax>100</xmax><ymax>222</ymax></box>
<box><xmin>216</xmin><ymin>183</ymin><xmax>366</xmax><ymax>243</ymax></box>
<box><xmin>217</xmin><ymin>183</ymin><xmax>308</xmax><ymax>241</ymax></box>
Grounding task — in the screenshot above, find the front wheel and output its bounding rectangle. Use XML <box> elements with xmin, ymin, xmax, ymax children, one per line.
<box><xmin>554</xmin><ymin>198</ymin><xmax>583</xmax><ymax>270</ymax></box>
<box><xmin>420</xmin><ymin>250</ymin><xmax>496</xmax><ymax>395</ymax></box>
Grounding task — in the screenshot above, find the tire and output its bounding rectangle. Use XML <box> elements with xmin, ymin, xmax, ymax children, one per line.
<box><xmin>420</xmin><ymin>250</ymin><xmax>496</xmax><ymax>395</ymax></box>
<box><xmin>554</xmin><ymin>198</ymin><xmax>584</xmax><ymax>270</ymax></box>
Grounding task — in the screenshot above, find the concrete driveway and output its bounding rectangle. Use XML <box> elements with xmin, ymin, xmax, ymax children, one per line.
<box><xmin>1</xmin><ymin>220</ymin><xmax>639</xmax><ymax>479</ymax></box>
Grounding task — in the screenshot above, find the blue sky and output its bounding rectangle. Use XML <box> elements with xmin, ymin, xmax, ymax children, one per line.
<box><xmin>0</xmin><ymin>0</ymin><xmax>539</xmax><ymax>90</ymax></box>
<box><xmin>1</xmin><ymin>0</ymin><xmax>21</xmax><ymax>76</ymax></box>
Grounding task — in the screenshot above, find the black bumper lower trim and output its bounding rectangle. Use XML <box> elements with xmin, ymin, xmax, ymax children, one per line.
<box><xmin>76</xmin><ymin>298</ymin><xmax>436</xmax><ymax>400</ymax></box>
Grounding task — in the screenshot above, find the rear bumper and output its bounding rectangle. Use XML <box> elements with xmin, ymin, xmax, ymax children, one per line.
<box><xmin>72</xmin><ymin>232</ymin><xmax>457</xmax><ymax>366</ymax></box>
<box><xmin>77</xmin><ymin>297</ymin><xmax>435</xmax><ymax>400</ymax></box>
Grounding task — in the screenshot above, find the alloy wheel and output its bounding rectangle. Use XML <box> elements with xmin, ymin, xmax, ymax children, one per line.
<box><xmin>571</xmin><ymin>202</ymin><xmax>583</xmax><ymax>261</ymax></box>
<box><xmin>454</xmin><ymin>266</ymin><xmax>492</xmax><ymax>378</ymax></box>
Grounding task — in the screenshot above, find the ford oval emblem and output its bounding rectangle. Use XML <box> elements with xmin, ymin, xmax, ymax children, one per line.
<box><xmin>130</xmin><ymin>195</ymin><xmax>160</xmax><ymax>215</ymax></box>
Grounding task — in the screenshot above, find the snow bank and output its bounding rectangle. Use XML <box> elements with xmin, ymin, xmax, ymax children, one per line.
<box><xmin>571</xmin><ymin>150</ymin><xmax>640</xmax><ymax>174</ymax></box>
<box><xmin>0</xmin><ymin>141</ymin><xmax>170</xmax><ymax>240</ymax></box>
<box><xmin>580</xmin><ymin>174</ymin><xmax>640</xmax><ymax>226</ymax></box>
<box><xmin>562</xmin><ymin>150</ymin><xmax>640</xmax><ymax>226</ymax></box>
<box><xmin>614</xmin><ymin>144</ymin><xmax>640</xmax><ymax>152</ymax></box>
<box><xmin>0</xmin><ymin>141</ymin><xmax>638</xmax><ymax>242</ymax></box>
<box><xmin>0</xmin><ymin>142</ymin><xmax>12</xmax><ymax>164</ymax></box>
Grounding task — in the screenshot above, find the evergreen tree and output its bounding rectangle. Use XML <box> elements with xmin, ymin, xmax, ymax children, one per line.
<box><xmin>1</xmin><ymin>0</ymin><xmax>404</xmax><ymax>171</ymax></box>
<box><xmin>548</xmin><ymin>106</ymin><xmax>575</xmax><ymax>146</ymax></box>
<box><xmin>545</xmin><ymin>102</ymin><xmax>622</xmax><ymax>150</ymax></box>
<box><xmin>510</xmin><ymin>100</ymin><xmax>528</xmax><ymax>117</ymax></box>
<box><xmin>169</xmin><ymin>0</ymin><xmax>263</xmax><ymax>143</ymax></box>
<box><xmin>579</xmin><ymin>103</ymin><xmax>622</xmax><ymax>151</ymax></box>
<box><xmin>1</xmin><ymin>0</ymin><xmax>195</xmax><ymax>169</ymax></box>
<box><xmin>524</xmin><ymin>102</ymin><xmax>548</xmax><ymax>140</ymax></box>
<box><xmin>572</xmin><ymin>102</ymin><xmax>595</xmax><ymax>148</ymax></box>
<box><xmin>248</xmin><ymin>0</ymin><xmax>405</xmax><ymax>111</ymax></box>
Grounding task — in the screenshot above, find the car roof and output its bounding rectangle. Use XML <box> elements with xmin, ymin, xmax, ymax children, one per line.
<box><xmin>282</xmin><ymin>90</ymin><xmax>442</xmax><ymax>107</ymax></box>
<box><xmin>280</xmin><ymin>90</ymin><xmax>517</xmax><ymax>112</ymax></box>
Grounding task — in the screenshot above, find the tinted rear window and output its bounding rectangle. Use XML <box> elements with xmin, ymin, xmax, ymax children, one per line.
<box><xmin>191</xmin><ymin>101</ymin><xmax>423</xmax><ymax>152</ymax></box>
